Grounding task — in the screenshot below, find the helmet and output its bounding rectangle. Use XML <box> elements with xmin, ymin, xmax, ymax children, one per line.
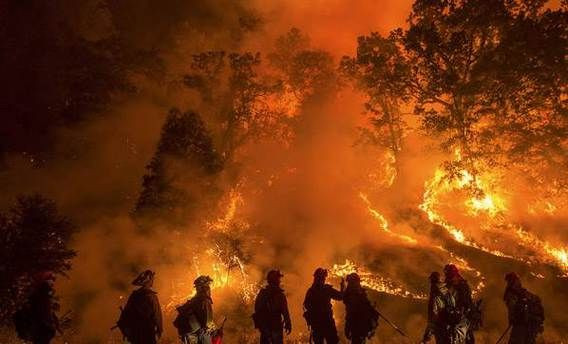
<box><xmin>266</xmin><ymin>270</ymin><xmax>283</xmax><ymax>285</ymax></box>
<box><xmin>346</xmin><ymin>272</ymin><xmax>361</xmax><ymax>284</ymax></box>
<box><xmin>505</xmin><ymin>272</ymin><xmax>520</xmax><ymax>284</ymax></box>
<box><xmin>194</xmin><ymin>275</ymin><xmax>213</xmax><ymax>288</ymax></box>
<box><xmin>132</xmin><ymin>270</ymin><xmax>155</xmax><ymax>286</ymax></box>
<box><xmin>429</xmin><ymin>271</ymin><xmax>441</xmax><ymax>284</ymax></box>
<box><xmin>313</xmin><ymin>268</ymin><xmax>328</xmax><ymax>279</ymax></box>
<box><xmin>443</xmin><ymin>264</ymin><xmax>459</xmax><ymax>278</ymax></box>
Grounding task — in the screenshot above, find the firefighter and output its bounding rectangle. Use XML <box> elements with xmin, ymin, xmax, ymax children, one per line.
<box><xmin>343</xmin><ymin>273</ymin><xmax>379</xmax><ymax>344</ymax></box>
<box><xmin>422</xmin><ymin>272</ymin><xmax>450</xmax><ymax>344</ymax></box>
<box><xmin>503</xmin><ymin>273</ymin><xmax>544</xmax><ymax>344</ymax></box>
<box><xmin>253</xmin><ymin>270</ymin><xmax>292</xmax><ymax>344</ymax></box>
<box><xmin>117</xmin><ymin>270</ymin><xmax>163</xmax><ymax>344</ymax></box>
<box><xmin>303</xmin><ymin>267</ymin><xmax>344</xmax><ymax>344</ymax></box>
<box><xmin>443</xmin><ymin>264</ymin><xmax>472</xmax><ymax>344</ymax></box>
<box><xmin>175</xmin><ymin>275</ymin><xmax>216</xmax><ymax>344</ymax></box>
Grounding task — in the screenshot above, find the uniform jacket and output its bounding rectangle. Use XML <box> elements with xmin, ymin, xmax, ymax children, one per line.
<box><xmin>123</xmin><ymin>287</ymin><xmax>163</xmax><ymax>344</ymax></box>
<box><xmin>424</xmin><ymin>282</ymin><xmax>450</xmax><ymax>343</ymax></box>
<box><xmin>343</xmin><ymin>285</ymin><xmax>376</xmax><ymax>337</ymax></box>
<box><xmin>303</xmin><ymin>283</ymin><xmax>343</xmax><ymax>324</ymax></box>
<box><xmin>254</xmin><ymin>285</ymin><xmax>291</xmax><ymax>331</ymax></box>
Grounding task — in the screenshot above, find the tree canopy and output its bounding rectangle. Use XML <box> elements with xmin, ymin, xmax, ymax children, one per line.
<box><xmin>345</xmin><ymin>0</ymin><xmax>567</xmax><ymax>187</ymax></box>
<box><xmin>134</xmin><ymin>109</ymin><xmax>223</xmax><ymax>224</ymax></box>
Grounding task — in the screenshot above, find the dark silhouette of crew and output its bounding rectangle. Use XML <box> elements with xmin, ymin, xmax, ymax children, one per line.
<box><xmin>342</xmin><ymin>273</ymin><xmax>379</xmax><ymax>344</ymax></box>
<box><xmin>117</xmin><ymin>270</ymin><xmax>163</xmax><ymax>344</ymax></box>
<box><xmin>422</xmin><ymin>272</ymin><xmax>450</xmax><ymax>344</ymax></box>
<box><xmin>303</xmin><ymin>268</ymin><xmax>344</xmax><ymax>344</ymax></box>
<box><xmin>174</xmin><ymin>275</ymin><xmax>216</xmax><ymax>344</ymax></box>
<box><xmin>503</xmin><ymin>272</ymin><xmax>544</xmax><ymax>344</ymax></box>
<box><xmin>253</xmin><ymin>269</ymin><xmax>292</xmax><ymax>344</ymax></box>
<box><xmin>443</xmin><ymin>264</ymin><xmax>473</xmax><ymax>344</ymax></box>
<box><xmin>13</xmin><ymin>271</ymin><xmax>61</xmax><ymax>344</ymax></box>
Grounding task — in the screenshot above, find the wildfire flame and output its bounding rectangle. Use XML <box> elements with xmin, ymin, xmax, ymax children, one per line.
<box><xmin>206</xmin><ymin>189</ymin><xmax>247</xmax><ymax>233</ymax></box>
<box><xmin>359</xmin><ymin>192</ymin><xmax>417</xmax><ymax>244</ymax></box>
<box><xmin>359</xmin><ymin>153</ymin><xmax>486</xmax><ymax>295</ymax></box>
<box><xmin>330</xmin><ymin>259</ymin><xmax>427</xmax><ymax>299</ymax></box>
<box><xmin>167</xmin><ymin>187</ymin><xmax>259</xmax><ymax>311</ymax></box>
<box><xmin>420</xmin><ymin>148</ymin><xmax>568</xmax><ymax>276</ymax></box>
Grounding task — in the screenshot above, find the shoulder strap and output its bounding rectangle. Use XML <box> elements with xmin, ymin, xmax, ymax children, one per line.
<box><xmin>443</xmin><ymin>291</ymin><xmax>456</xmax><ymax>310</ymax></box>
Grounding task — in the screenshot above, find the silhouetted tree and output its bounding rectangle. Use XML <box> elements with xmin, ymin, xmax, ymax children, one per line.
<box><xmin>134</xmin><ymin>109</ymin><xmax>223</xmax><ymax>224</ymax></box>
<box><xmin>343</xmin><ymin>0</ymin><xmax>566</xmax><ymax>192</ymax></box>
<box><xmin>269</xmin><ymin>28</ymin><xmax>338</xmax><ymax>101</ymax></box>
<box><xmin>0</xmin><ymin>195</ymin><xmax>76</xmax><ymax>323</ymax></box>
<box><xmin>268</xmin><ymin>28</ymin><xmax>311</xmax><ymax>74</ymax></box>
<box><xmin>476</xmin><ymin>1</ymin><xmax>568</xmax><ymax>187</ymax></box>
<box><xmin>341</xmin><ymin>33</ymin><xmax>410</xmax><ymax>173</ymax></box>
<box><xmin>399</xmin><ymin>0</ymin><xmax>567</xmax><ymax>181</ymax></box>
<box><xmin>184</xmin><ymin>51</ymin><xmax>285</xmax><ymax>163</ymax></box>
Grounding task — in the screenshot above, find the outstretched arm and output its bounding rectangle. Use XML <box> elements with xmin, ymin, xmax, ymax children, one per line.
<box><xmin>329</xmin><ymin>286</ymin><xmax>343</xmax><ymax>301</ymax></box>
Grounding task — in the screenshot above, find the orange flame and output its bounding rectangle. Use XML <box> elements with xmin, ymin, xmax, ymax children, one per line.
<box><xmin>331</xmin><ymin>259</ymin><xmax>427</xmax><ymax>299</ymax></box>
<box><xmin>420</xmin><ymin>148</ymin><xmax>568</xmax><ymax>276</ymax></box>
<box><xmin>359</xmin><ymin>192</ymin><xmax>417</xmax><ymax>244</ymax></box>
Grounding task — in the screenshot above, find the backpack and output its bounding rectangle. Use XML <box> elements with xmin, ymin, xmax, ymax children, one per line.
<box><xmin>253</xmin><ymin>287</ymin><xmax>282</xmax><ymax>330</ymax></box>
<box><xmin>173</xmin><ymin>299</ymin><xmax>201</xmax><ymax>337</ymax></box>
<box><xmin>442</xmin><ymin>291</ymin><xmax>463</xmax><ymax>326</ymax></box>
<box><xmin>522</xmin><ymin>292</ymin><xmax>544</xmax><ymax>334</ymax></box>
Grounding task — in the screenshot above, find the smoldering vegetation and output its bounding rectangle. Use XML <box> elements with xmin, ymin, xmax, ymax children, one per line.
<box><xmin>0</xmin><ymin>0</ymin><xmax>567</xmax><ymax>343</ymax></box>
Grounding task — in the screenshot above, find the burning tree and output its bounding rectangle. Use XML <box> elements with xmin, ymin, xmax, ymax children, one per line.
<box><xmin>344</xmin><ymin>0</ymin><xmax>567</xmax><ymax>213</ymax></box>
<box><xmin>400</xmin><ymin>0</ymin><xmax>567</xmax><ymax>182</ymax></box>
<box><xmin>269</xmin><ymin>28</ymin><xmax>339</xmax><ymax>101</ymax></box>
<box><xmin>341</xmin><ymin>33</ymin><xmax>410</xmax><ymax>175</ymax></box>
<box><xmin>338</xmin><ymin>0</ymin><xmax>568</xmax><ymax>297</ymax></box>
<box><xmin>184</xmin><ymin>50</ymin><xmax>290</xmax><ymax>165</ymax></box>
<box><xmin>347</xmin><ymin>0</ymin><xmax>566</xmax><ymax>185</ymax></box>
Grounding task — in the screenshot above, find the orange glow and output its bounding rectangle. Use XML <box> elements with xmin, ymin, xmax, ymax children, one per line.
<box><xmin>331</xmin><ymin>259</ymin><xmax>426</xmax><ymax>299</ymax></box>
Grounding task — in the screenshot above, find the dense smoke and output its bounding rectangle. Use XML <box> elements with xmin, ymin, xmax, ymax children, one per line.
<box><xmin>1</xmin><ymin>0</ymin><xmax>567</xmax><ymax>343</ymax></box>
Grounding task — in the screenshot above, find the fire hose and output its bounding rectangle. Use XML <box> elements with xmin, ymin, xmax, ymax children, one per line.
<box><xmin>377</xmin><ymin>311</ymin><xmax>409</xmax><ymax>339</ymax></box>
<box><xmin>495</xmin><ymin>324</ymin><xmax>512</xmax><ymax>344</ymax></box>
<box><xmin>377</xmin><ymin>311</ymin><xmax>424</xmax><ymax>344</ymax></box>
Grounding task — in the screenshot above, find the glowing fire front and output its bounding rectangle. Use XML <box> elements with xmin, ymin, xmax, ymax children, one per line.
<box><xmin>166</xmin><ymin>188</ymin><xmax>259</xmax><ymax>311</ymax></box>
<box><xmin>330</xmin><ymin>259</ymin><xmax>427</xmax><ymax>300</ymax></box>
<box><xmin>359</xmin><ymin>181</ymin><xmax>485</xmax><ymax>295</ymax></box>
<box><xmin>419</xmin><ymin>148</ymin><xmax>568</xmax><ymax>276</ymax></box>
<box><xmin>359</xmin><ymin>192</ymin><xmax>417</xmax><ymax>245</ymax></box>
